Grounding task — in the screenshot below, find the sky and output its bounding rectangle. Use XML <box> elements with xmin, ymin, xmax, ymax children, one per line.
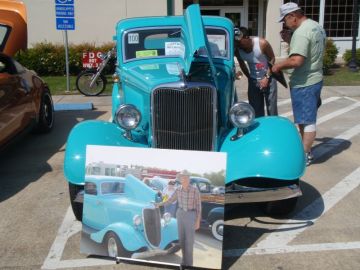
<box><xmin>86</xmin><ymin>145</ymin><xmax>227</xmax><ymax>175</ymax></box>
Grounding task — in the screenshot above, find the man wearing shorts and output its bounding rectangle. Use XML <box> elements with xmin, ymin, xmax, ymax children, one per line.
<box><xmin>272</xmin><ymin>2</ymin><xmax>326</xmax><ymax>165</ymax></box>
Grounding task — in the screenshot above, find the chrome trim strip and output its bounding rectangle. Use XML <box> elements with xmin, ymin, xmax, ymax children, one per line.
<box><xmin>150</xmin><ymin>81</ymin><xmax>217</xmax><ymax>151</ymax></box>
<box><xmin>225</xmin><ymin>184</ymin><xmax>302</xmax><ymax>204</ymax></box>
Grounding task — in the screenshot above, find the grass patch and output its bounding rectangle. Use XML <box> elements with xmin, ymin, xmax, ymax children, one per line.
<box><xmin>42</xmin><ymin>75</ymin><xmax>113</xmax><ymax>96</ymax></box>
<box><xmin>323</xmin><ymin>66</ymin><xmax>360</xmax><ymax>86</ymax></box>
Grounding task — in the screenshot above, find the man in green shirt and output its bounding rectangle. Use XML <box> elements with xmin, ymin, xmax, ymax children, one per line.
<box><xmin>272</xmin><ymin>2</ymin><xmax>326</xmax><ymax>166</ymax></box>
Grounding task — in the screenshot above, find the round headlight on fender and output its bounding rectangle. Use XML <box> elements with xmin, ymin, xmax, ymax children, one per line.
<box><xmin>115</xmin><ymin>104</ymin><xmax>141</xmax><ymax>130</ymax></box>
<box><xmin>133</xmin><ymin>215</ymin><xmax>142</xmax><ymax>227</ymax></box>
<box><xmin>229</xmin><ymin>102</ymin><xmax>255</xmax><ymax>128</ymax></box>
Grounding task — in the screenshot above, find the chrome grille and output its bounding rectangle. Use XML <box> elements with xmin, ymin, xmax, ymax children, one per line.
<box><xmin>143</xmin><ymin>208</ymin><xmax>161</xmax><ymax>247</ymax></box>
<box><xmin>152</xmin><ymin>86</ymin><xmax>216</xmax><ymax>151</ymax></box>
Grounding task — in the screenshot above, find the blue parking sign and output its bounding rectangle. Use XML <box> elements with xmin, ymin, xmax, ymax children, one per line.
<box><xmin>55</xmin><ymin>0</ymin><xmax>74</xmax><ymax>4</ymax></box>
<box><xmin>56</xmin><ymin>5</ymin><xmax>74</xmax><ymax>17</ymax></box>
<box><xmin>55</xmin><ymin>0</ymin><xmax>75</xmax><ymax>30</ymax></box>
<box><xmin>56</xmin><ymin>18</ymin><xmax>75</xmax><ymax>30</ymax></box>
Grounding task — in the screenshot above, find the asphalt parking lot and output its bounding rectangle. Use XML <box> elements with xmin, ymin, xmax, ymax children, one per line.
<box><xmin>0</xmin><ymin>81</ymin><xmax>359</xmax><ymax>270</ymax></box>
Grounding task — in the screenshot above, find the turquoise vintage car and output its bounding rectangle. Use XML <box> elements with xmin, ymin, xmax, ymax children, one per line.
<box><xmin>65</xmin><ymin>4</ymin><xmax>305</xmax><ymax>223</ymax></box>
<box><xmin>82</xmin><ymin>175</ymin><xmax>178</xmax><ymax>258</ymax></box>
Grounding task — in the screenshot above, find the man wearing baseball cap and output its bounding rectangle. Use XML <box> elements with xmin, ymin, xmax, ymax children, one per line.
<box><xmin>272</xmin><ymin>2</ymin><xmax>326</xmax><ymax>166</ymax></box>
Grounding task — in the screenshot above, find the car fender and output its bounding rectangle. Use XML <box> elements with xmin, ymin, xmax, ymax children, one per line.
<box><xmin>206</xmin><ymin>206</ymin><xmax>224</xmax><ymax>224</ymax></box>
<box><xmin>90</xmin><ymin>223</ymin><xmax>147</xmax><ymax>252</ymax></box>
<box><xmin>220</xmin><ymin>116</ymin><xmax>305</xmax><ymax>184</ymax></box>
<box><xmin>159</xmin><ymin>218</ymin><xmax>178</xmax><ymax>249</ymax></box>
<box><xmin>64</xmin><ymin>120</ymin><xmax>147</xmax><ymax>185</ymax></box>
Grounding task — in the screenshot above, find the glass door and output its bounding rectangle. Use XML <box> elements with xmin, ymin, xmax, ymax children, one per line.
<box><xmin>221</xmin><ymin>8</ymin><xmax>245</xmax><ymax>29</ymax></box>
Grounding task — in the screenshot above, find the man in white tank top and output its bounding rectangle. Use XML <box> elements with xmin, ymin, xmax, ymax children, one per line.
<box><xmin>235</xmin><ymin>27</ymin><xmax>278</xmax><ymax>117</ymax></box>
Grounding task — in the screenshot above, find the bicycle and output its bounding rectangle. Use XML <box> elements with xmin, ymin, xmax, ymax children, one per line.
<box><xmin>76</xmin><ymin>47</ymin><xmax>115</xmax><ymax>96</ymax></box>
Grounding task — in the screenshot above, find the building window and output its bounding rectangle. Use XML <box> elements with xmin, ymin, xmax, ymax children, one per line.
<box><xmin>286</xmin><ymin>0</ymin><xmax>359</xmax><ymax>38</ymax></box>
<box><xmin>285</xmin><ymin>0</ymin><xmax>320</xmax><ymax>22</ymax></box>
<box><xmin>91</xmin><ymin>166</ymin><xmax>101</xmax><ymax>175</ymax></box>
<box><xmin>323</xmin><ymin>0</ymin><xmax>358</xmax><ymax>37</ymax></box>
<box><xmin>248</xmin><ymin>0</ymin><xmax>259</xmax><ymax>36</ymax></box>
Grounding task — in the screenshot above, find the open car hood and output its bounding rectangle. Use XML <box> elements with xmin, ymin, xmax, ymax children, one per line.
<box><xmin>182</xmin><ymin>4</ymin><xmax>217</xmax><ymax>83</ymax></box>
<box><xmin>0</xmin><ymin>0</ymin><xmax>27</xmax><ymax>56</ymax></box>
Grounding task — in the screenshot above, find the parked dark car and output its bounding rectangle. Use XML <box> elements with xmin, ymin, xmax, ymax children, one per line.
<box><xmin>0</xmin><ymin>1</ymin><xmax>54</xmax><ymax>148</ymax></box>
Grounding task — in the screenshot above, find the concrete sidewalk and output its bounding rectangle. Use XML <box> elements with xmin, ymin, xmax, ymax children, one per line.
<box><xmin>52</xmin><ymin>94</ymin><xmax>112</xmax><ymax>109</ymax></box>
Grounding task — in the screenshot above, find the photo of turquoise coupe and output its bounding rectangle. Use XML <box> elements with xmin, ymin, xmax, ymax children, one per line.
<box><xmin>81</xmin><ymin>174</ymin><xmax>179</xmax><ymax>258</ymax></box>
<box><xmin>64</xmin><ymin>4</ymin><xmax>305</xmax><ymax>224</ymax></box>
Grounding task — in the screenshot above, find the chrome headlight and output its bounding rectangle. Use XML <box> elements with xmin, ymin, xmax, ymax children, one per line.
<box><xmin>133</xmin><ymin>215</ymin><xmax>142</xmax><ymax>227</ymax></box>
<box><xmin>115</xmin><ymin>104</ymin><xmax>141</xmax><ymax>130</ymax></box>
<box><xmin>229</xmin><ymin>102</ymin><xmax>255</xmax><ymax>128</ymax></box>
<box><xmin>163</xmin><ymin>212</ymin><xmax>171</xmax><ymax>224</ymax></box>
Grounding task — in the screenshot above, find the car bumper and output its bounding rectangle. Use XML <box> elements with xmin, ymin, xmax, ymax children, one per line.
<box><xmin>225</xmin><ymin>183</ymin><xmax>301</xmax><ymax>203</ymax></box>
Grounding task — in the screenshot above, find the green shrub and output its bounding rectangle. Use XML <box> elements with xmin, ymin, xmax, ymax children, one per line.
<box><xmin>15</xmin><ymin>42</ymin><xmax>115</xmax><ymax>76</ymax></box>
<box><xmin>343</xmin><ymin>48</ymin><xmax>360</xmax><ymax>66</ymax></box>
<box><xmin>323</xmin><ymin>38</ymin><xmax>338</xmax><ymax>75</ymax></box>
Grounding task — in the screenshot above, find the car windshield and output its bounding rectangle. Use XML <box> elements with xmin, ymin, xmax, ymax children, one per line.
<box><xmin>123</xmin><ymin>26</ymin><xmax>229</xmax><ymax>62</ymax></box>
<box><xmin>101</xmin><ymin>182</ymin><xmax>125</xmax><ymax>195</ymax></box>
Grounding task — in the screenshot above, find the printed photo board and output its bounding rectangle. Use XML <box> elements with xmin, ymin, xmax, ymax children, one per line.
<box><xmin>80</xmin><ymin>145</ymin><xmax>227</xmax><ymax>269</ymax></box>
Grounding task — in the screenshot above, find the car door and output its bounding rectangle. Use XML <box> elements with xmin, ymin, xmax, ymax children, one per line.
<box><xmin>83</xmin><ymin>181</ymin><xmax>108</xmax><ymax>230</ymax></box>
<box><xmin>0</xmin><ymin>54</ymin><xmax>32</xmax><ymax>146</ymax></box>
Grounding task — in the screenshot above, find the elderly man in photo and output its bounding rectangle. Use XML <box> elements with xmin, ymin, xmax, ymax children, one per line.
<box><xmin>156</xmin><ymin>171</ymin><xmax>201</xmax><ymax>266</ymax></box>
<box><xmin>271</xmin><ymin>2</ymin><xmax>326</xmax><ymax>166</ymax></box>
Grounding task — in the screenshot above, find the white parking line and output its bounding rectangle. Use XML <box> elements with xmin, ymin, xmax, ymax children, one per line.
<box><xmin>223</xmin><ymin>123</ymin><xmax>360</xmax><ymax>257</ymax></box>
<box><xmin>317</xmin><ymin>101</ymin><xmax>360</xmax><ymax>125</ymax></box>
<box><xmin>41</xmin><ymin>208</ymin><xmax>82</xmax><ymax>269</ymax></box>
<box><xmin>253</xmin><ymin>124</ymin><xmax>360</xmax><ymax>250</ymax></box>
<box><xmin>253</xmin><ymin>166</ymin><xmax>360</xmax><ymax>250</ymax></box>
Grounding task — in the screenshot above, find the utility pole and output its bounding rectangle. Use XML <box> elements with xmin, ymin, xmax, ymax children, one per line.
<box><xmin>348</xmin><ymin>0</ymin><xmax>359</xmax><ymax>71</ymax></box>
<box><xmin>167</xmin><ymin>0</ymin><xmax>173</xmax><ymax>16</ymax></box>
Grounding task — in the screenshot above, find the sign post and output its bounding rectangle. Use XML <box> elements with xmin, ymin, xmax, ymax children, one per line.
<box><xmin>55</xmin><ymin>0</ymin><xmax>75</xmax><ymax>93</ymax></box>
